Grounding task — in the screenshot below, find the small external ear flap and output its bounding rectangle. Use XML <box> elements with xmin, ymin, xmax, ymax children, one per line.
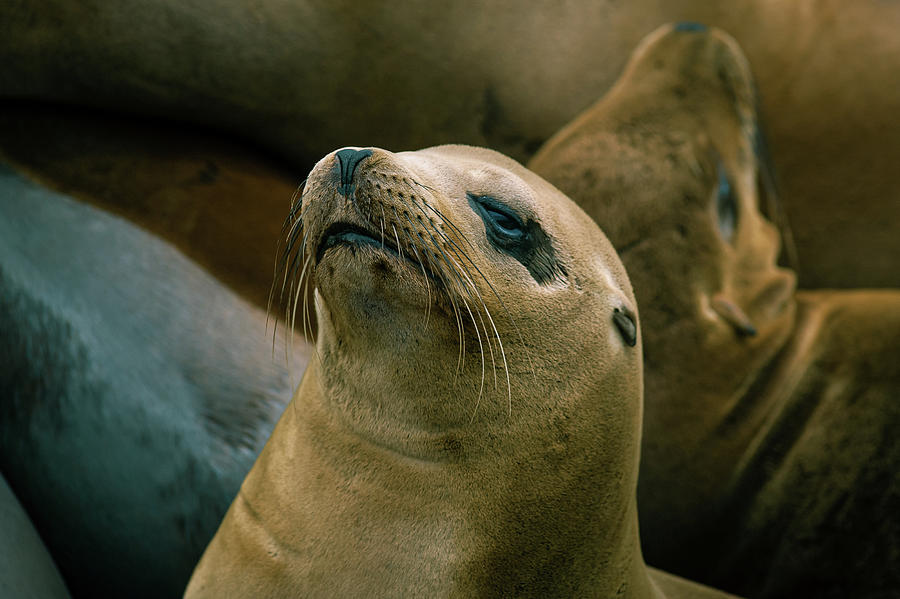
<box><xmin>711</xmin><ymin>293</ymin><xmax>756</xmax><ymax>337</ymax></box>
<box><xmin>613</xmin><ymin>307</ymin><xmax>637</xmax><ymax>347</ymax></box>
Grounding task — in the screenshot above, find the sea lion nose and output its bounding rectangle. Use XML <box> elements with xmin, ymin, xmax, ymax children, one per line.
<box><xmin>673</xmin><ymin>22</ymin><xmax>708</xmax><ymax>32</ymax></box>
<box><xmin>335</xmin><ymin>148</ymin><xmax>373</xmax><ymax>196</ymax></box>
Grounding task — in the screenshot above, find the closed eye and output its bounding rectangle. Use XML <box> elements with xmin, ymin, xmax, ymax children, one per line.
<box><xmin>466</xmin><ymin>192</ymin><xmax>567</xmax><ymax>286</ymax></box>
<box><xmin>715</xmin><ymin>163</ymin><xmax>738</xmax><ymax>243</ymax></box>
<box><xmin>484</xmin><ymin>206</ymin><xmax>523</xmax><ymax>237</ymax></box>
<box><xmin>467</xmin><ymin>193</ymin><xmax>526</xmax><ymax>245</ymax></box>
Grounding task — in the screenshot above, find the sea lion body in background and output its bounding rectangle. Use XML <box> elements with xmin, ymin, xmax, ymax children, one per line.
<box><xmin>530</xmin><ymin>24</ymin><xmax>900</xmax><ymax>598</ymax></box>
<box><xmin>186</xmin><ymin>145</ymin><xmax>737</xmax><ymax>598</ymax></box>
<box><xmin>0</xmin><ymin>104</ymin><xmax>303</xmax><ymax>315</ymax></box>
<box><xmin>0</xmin><ymin>164</ymin><xmax>310</xmax><ymax>598</ymax></box>
<box><xmin>0</xmin><ymin>474</ymin><xmax>71</xmax><ymax>599</ymax></box>
<box><xmin>2</xmin><ymin>0</ymin><xmax>898</xmax><ymax>288</ymax></box>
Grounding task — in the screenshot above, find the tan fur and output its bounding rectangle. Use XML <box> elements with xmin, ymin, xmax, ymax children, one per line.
<box><xmin>2</xmin><ymin>0</ymin><xmax>898</xmax><ymax>288</ymax></box>
<box><xmin>530</xmin><ymin>24</ymin><xmax>900</xmax><ymax>598</ymax></box>
<box><xmin>185</xmin><ymin>145</ymin><xmax>737</xmax><ymax>598</ymax></box>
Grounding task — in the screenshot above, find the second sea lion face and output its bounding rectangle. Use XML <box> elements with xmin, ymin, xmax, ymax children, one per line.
<box><xmin>530</xmin><ymin>24</ymin><xmax>797</xmax><ymax>406</ymax></box>
<box><xmin>278</xmin><ymin>144</ymin><xmax>642</xmax><ymax>461</ymax></box>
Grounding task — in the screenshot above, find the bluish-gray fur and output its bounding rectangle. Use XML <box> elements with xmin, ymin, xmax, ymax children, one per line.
<box><xmin>0</xmin><ymin>164</ymin><xmax>301</xmax><ymax>598</ymax></box>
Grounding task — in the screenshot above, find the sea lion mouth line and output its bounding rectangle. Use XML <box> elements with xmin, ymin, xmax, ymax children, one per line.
<box><xmin>316</xmin><ymin>221</ymin><xmax>437</xmax><ymax>280</ymax></box>
<box><xmin>316</xmin><ymin>222</ymin><xmax>399</xmax><ymax>262</ymax></box>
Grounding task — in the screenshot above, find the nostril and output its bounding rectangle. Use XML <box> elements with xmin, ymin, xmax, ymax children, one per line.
<box><xmin>674</xmin><ymin>22</ymin><xmax>708</xmax><ymax>33</ymax></box>
<box><xmin>335</xmin><ymin>148</ymin><xmax>373</xmax><ymax>195</ymax></box>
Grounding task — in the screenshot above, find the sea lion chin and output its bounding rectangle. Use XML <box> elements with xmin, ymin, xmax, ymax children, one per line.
<box><xmin>186</xmin><ymin>144</ymin><xmax>739</xmax><ymax>598</ymax></box>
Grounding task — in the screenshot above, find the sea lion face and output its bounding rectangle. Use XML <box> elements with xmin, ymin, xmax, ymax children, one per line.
<box><xmin>281</xmin><ymin>144</ymin><xmax>641</xmax><ymax>461</ymax></box>
<box><xmin>530</xmin><ymin>24</ymin><xmax>797</xmax><ymax>406</ymax></box>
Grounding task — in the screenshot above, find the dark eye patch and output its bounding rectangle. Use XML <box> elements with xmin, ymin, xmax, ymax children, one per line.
<box><xmin>467</xmin><ymin>193</ymin><xmax>567</xmax><ymax>285</ymax></box>
<box><xmin>715</xmin><ymin>163</ymin><xmax>738</xmax><ymax>243</ymax></box>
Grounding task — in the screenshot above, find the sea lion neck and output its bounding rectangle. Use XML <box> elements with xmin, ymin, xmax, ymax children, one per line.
<box><xmin>258</xmin><ymin>360</ymin><xmax>660</xmax><ymax>598</ymax></box>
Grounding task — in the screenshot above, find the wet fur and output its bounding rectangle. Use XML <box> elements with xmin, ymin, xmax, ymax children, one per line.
<box><xmin>0</xmin><ymin>474</ymin><xmax>70</xmax><ymax>599</ymax></box>
<box><xmin>0</xmin><ymin>164</ymin><xmax>308</xmax><ymax>598</ymax></box>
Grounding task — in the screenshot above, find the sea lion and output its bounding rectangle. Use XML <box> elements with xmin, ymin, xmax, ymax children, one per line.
<box><xmin>529</xmin><ymin>24</ymin><xmax>900</xmax><ymax>599</ymax></box>
<box><xmin>0</xmin><ymin>101</ymin><xmax>304</xmax><ymax>317</ymax></box>
<box><xmin>2</xmin><ymin>0</ymin><xmax>898</xmax><ymax>288</ymax></box>
<box><xmin>0</xmin><ymin>163</ymin><xmax>310</xmax><ymax>598</ymax></box>
<box><xmin>185</xmin><ymin>145</ymin><xmax>738</xmax><ymax>598</ymax></box>
<box><xmin>0</xmin><ymin>474</ymin><xmax>71</xmax><ymax>599</ymax></box>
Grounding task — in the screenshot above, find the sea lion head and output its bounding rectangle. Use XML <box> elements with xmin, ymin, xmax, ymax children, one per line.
<box><xmin>282</xmin><ymin>144</ymin><xmax>642</xmax><ymax>462</ymax></box>
<box><xmin>530</xmin><ymin>24</ymin><xmax>797</xmax><ymax>411</ymax></box>
<box><xmin>187</xmin><ymin>143</ymin><xmax>743</xmax><ymax>594</ymax></box>
<box><xmin>265</xmin><ymin>144</ymin><xmax>653</xmax><ymax>594</ymax></box>
<box><xmin>528</xmin><ymin>23</ymin><xmax>801</xmax><ymax>559</ymax></box>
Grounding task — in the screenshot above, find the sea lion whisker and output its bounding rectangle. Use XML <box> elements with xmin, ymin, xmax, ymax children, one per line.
<box><xmin>417</xmin><ymin>213</ymin><xmax>521</xmax><ymax>373</ymax></box>
<box><xmin>436</xmin><ymin>263</ymin><xmax>466</xmax><ymax>373</ymax></box>
<box><xmin>420</xmin><ymin>215</ymin><xmax>520</xmax><ymax>400</ymax></box>
<box><xmin>445</xmin><ymin>251</ymin><xmax>509</xmax><ymax>401</ymax></box>
<box><xmin>282</xmin><ymin>196</ymin><xmax>306</xmax><ymax>239</ymax></box>
<box><xmin>271</xmin><ymin>224</ymin><xmax>310</xmax><ymax>357</ymax></box>
<box><xmin>423</xmin><ymin>232</ymin><xmax>470</xmax><ymax>374</ymax></box>
<box><xmin>277</xmin><ymin>232</ymin><xmax>313</xmax><ymax>348</ymax></box>
<box><xmin>279</xmin><ymin>194</ymin><xmax>313</xmax><ymax>263</ymax></box>
<box><xmin>407</xmin><ymin>214</ymin><xmax>506</xmax><ymax>391</ymax></box>
<box><xmin>409</xmin><ymin>178</ymin><xmax>438</xmax><ymax>194</ymax></box>
<box><xmin>274</xmin><ymin>185</ymin><xmax>306</xmax><ymax>248</ymax></box>
<box><xmin>275</xmin><ymin>200</ymin><xmax>312</xmax><ymax>306</ymax></box>
<box><xmin>433</xmin><ymin>259</ymin><xmax>467</xmax><ymax>374</ymax></box>
<box><xmin>282</xmin><ymin>226</ymin><xmax>312</xmax><ymax>294</ymax></box>
<box><xmin>281</xmin><ymin>215</ymin><xmax>308</xmax><ymax>266</ymax></box>
<box><xmin>379</xmin><ymin>205</ymin><xmax>387</xmax><ymax>249</ymax></box>
<box><xmin>407</xmin><ymin>192</ymin><xmax>528</xmax><ymax>392</ymax></box>
<box><xmin>285</xmin><ymin>180</ymin><xmax>311</xmax><ymax>222</ymax></box>
<box><xmin>268</xmin><ymin>194</ymin><xmax>310</xmax><ymax>343</ymax></box>
<box><xmin>287</xmin><ymin>255</ymin><xmax>312</xmax><ymax>387</ymax></box>
<box><xmin>458</xmin><ymin>292</ymin><xmax>486</xmax><ymax>404</ymax></box>
<box><xmin>407</xmin><ymin>180</ymin><xmax>476</xmax><ymax>246</ymax></box>
<box><xmin>409</xmin><ymin>195</ymin><xmax>480</xmax><ymax>256</ymax></box>
<box><xmin>391</xmin><ymin>224</ymin><xmax>404</xmax><ymax>262</ymax></box>
<box><xmin>481</xmin><ymin>303</ymin><xmax>511</xmax><ymax>414</ymax></box>
<box><xmin>296</xmin><ymin>253</ymin><xmax>314</xmax><ymax>338</ymax></box>
<box><xmin>394</xmin><ymin>207</ymin><xmax>433</xmax><ymax>328</ymax></box>
<box><xmin>302</xmin><ymin>261</ymin><xmax>318</xmax><ymax>365</ymax></box>
<box><xmin>461</xmin><ymin>271</ymin><xmax>498</xmax><ymax>388</ymax></box>
<box><xmin>409</xmin><ymin>211</ymin><xmax>479</xmax><ymax>297</ymax></box>
<box><xmin>452</xmin><ymin>265</ymin><xmax>507</xmax><ymax>421</ymax></box>
<box><xmin>415</xmin><ymin>231</ymin><xmax>439</xmax><ymax>325</ymax></box>
<box><xmin>289</xmin><ymin>253</ymin><xmax>310</xmax><ymax>337</ymax></box>
<box><xmin>416</xmin><ymin>222</ymin><xmax>479</xmax><ymax>367</ymax></box>
<box><xmin>266</xmin><ymin>244</ymin><xmax>286</xmax><ymax>349</ymax></box>
<box><xmin>286</xmin><ymin>179</ymin><xmax>307</xmax><ymax>217</ymax></box>
<box><xmin>393</xmin><ymin>195</ymin><xmax>459</xmax><ymax>323</ymax></box>
<box><xmin>467</xmin><ymin>285</ymin><xmax>511</xmax><ymax>407</ymax></box>
<box><xmin>410</xmin><ymin>225</ymin><xmax>468</xmax><ymax>373</ymax></box>
<box><xmin>447</xmin><ymin>241</ymin><xmax>536</xmax><ymax>384</ymax></box>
